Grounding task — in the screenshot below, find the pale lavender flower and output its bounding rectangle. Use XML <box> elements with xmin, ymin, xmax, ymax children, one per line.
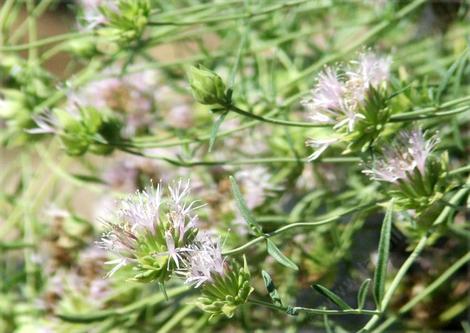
<box><xmin>235</xmin><ymin>167</ymin><xmax>278</xmax><ymax>210</ymax></box>
<box><xmin>305</xmin><ymin>137</ymin><xmax>340</xmax><ymax>161</ymax></box>
<box><xmin>167</xmin><ymin>104</ymin><xmax>194</xmax><ymax>129</ymax></box>
<box><xmin>362</xmin><ymin>129</ymin><xmax>439</xmax><ymax>183</ymax></box>
<box><xmin>301</xmin><ymin>67</ymin><xmax>347</xmax><ymax>125</ymax></box>
<box><xmin>119</xmin><ymin>184</ymin><xmax>162</xmax><ymax>234</ymax></box>
<box><xmin>304</xmin><ymin>51</ymin><xmax>391</xmax><ymax>159</ymax></box>
<box><xmin>78</xmin><ymin>0</ymin><xmax>114</xmax><ymax>30</ymax></box>
<box><xmin>349</xmin><ymin>52</ymin><xmax>391</xmax><ymax>89</ymax></box>
<box><xmin>183</xmin><ymin>234</ymin><xmax>225</xmax><ymax>288</ymax></box>
<box><xmin>98</xmin><ymin>180</ymin><xmax>201</xmax><ymax>277</ymax></box>
<box><xmin>67</xmin><ymin>68</ymin><xmax>156</xmax><ymax>138</ymax></box>
<box><xmin>26</xmin><ymin>111</ymin><xmax>58</xmax><ymax>134</ymax></box>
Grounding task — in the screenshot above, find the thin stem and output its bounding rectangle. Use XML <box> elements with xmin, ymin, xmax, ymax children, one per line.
<box><xmin>226</xmin><ymin>104</ymin><xmax>326</xmax><ymax>128</ymax></box>
<box><xmin>57</xmin><ymin>285</ymin><xmax>190</xmax><ymax>323</ymax></box>
<box><xmin>142</xmin><ymin>155</ymin><xmax>360</xmax><ymax>167</ymax></box>
<box><xmin>249</xmin><ymin>299</ymin><xmax>380</xmax><ymax>316</ymax></box>
<box><xmin>374</xmin><ymin>251</ymin><xmax>470</xmax><ymax>333</ymax></box>
<box><xmin>280</xmin><ymin>0</ymin><xmax>427</xmax><ymax>94</ymax></box>
<box><xmin>360</xmin><ymin>234</ymin><xmax>429</xmax><ymax>332</ymax></box>
<box><xmin>9</xmin><ymin>0</ymin><xmax>55</xmax><ymax>44</ymax></box>
<box><xmin>223</xmin><ymin>202</ymin><xmax>376</xmax><ymax>256</ymax></box>
<box><xmin>0</xmin><ymin>0</ymin><xmax>16</xmax><ymax>45</ymax></box>
<box><xmin>148</xmin><ymin>0</ymin><xmax>317</xmax><ymax>26</ymax></box>
<box><xmin>449</xmin><ymin>164</ymin><xmax>470</xmax><ymax>176</ymax></box>
<box><xmin>27</xmin><ymin>0</ymin><xmax>37</xmax><ymax>62</ymax></box>
<box><xmin>0</xmin><ymin>31</ymin><xmax>93</xmax><ymax>52</ymax></box>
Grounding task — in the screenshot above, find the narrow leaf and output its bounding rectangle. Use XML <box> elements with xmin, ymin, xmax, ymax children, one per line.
<box><xmin>208</xmin><ymin>111</ymin><xmax>228</xmax><ymax>152</ymax></box>
<box><xmin>229</xmin><ymin>176</ymin><xmax>263</xmax><ymax>235</ymax></box>
<box><xmin>373</xmin><ymin>199</ymin><xmax>394</xmax><ymax>307</ymax></box>
<box><xmin>357</xmin><ymin>278</ymin><xmax>371</xmax><ymax>310</ymax></box>
<box><xmin>436</xmin><ymin>48</ymin><xmax>468</xmax><ymax>103</ymax></box>
<box><xmin>312</xmin><ymin>284</ymin><xmax>352</xmax><ymax>310</ymax></box>
<box><xmin>266</xmin><ymin>239</ymin><xmax>298</xmax><ymax>271</ymax></box>
<box><xmin>72</xmin><ymin>174</ymin><xmax>106</xmax><ymax>184</ymax></box>
<box><xmin>261</xmin><ymin>270</ymin><xmax>283</xmax><ymax>307</ymax></box>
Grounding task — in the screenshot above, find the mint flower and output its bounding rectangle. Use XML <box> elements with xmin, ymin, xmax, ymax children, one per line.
<box><xmin>303</xmin><ymin>52</ymin><xmax>391</xmax><ymax>159</ymax></box>
<box><xmin>362</xmin><ymin>129</ymin><xmax>439</xmax><ymax>183</ymax></box>
<box><xmin>183</xmin><ymin>234</ymin><xmax>226</xmax><ymax>288</ymax></box>
<box><xmin>98</xmin><ymin>180</ymin><xmax>200</xmax><ymax>281</ymax></box>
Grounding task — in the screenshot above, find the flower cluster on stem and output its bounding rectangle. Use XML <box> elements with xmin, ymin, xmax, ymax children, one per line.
<box><xmin>303</xmin><ymin>51</ymin><xmax>391</xmax><ymax>160</ymax></box>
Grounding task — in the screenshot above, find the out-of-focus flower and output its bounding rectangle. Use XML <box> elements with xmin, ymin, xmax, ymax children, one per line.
<box><xmin>29</xmin><ymin>106</ymin><xmax>122</xmax><ymax>155</ymax></box>
<box><xmin>77</xmin><ymin>0</ymin><xmax>113</xmax><ymax>29</ymax></box>
<box><xmin>235</xmin><ymin>166</ymin><xmax>278</xmax><ymax>210</ymax></box>
<box><xmin>67</xmin><ymin>68</ymin><xmax>156</xmax><ymax>138</ymax></box>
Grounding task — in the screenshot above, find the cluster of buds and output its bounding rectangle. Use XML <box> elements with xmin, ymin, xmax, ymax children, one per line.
<box><xmin>67</xmin><ymin>68</ymin><xmax>156</xmax><ymax>138</ymax></box>
<box><xmin>362</xmin><ymin>129</ymin><xmax>450</xmax><ymax>221</ymax></box>
<box><xmin>99</xmin><ymin>180</ymin><xmax>253</xmax><ymax>317</ymax></box>
<box><xmin>303</xmin><ymin>51</ymin><xmax>392</xmax><ymax>160</ymax></box>
<box><xmin>29</xmin><ymin>106</ymin><xmax>122</xmax><ymax>155</ymax></box>
<box><xmin>0</xmin><ymin>56</ymin><xmax>55</xmax><ymax>146</ymax></box>
<box><xmin>83</xmin><ymin>0</ymin><xmax>151</xmax><ymax>46</ymax></box>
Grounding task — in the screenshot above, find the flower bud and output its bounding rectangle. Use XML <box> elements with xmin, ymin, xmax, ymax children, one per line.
<box><xmin>188</xmin><ymin>65</ymin><xmax>227</xmax><ymax>105</ymax></box>
<box><xmin>197</xmin><ymin>256</ymin><xmax>253</xmax><ymax>319</ymax></box>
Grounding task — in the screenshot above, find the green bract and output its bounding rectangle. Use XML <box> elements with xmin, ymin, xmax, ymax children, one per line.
<box><xmin>98</xmin><ymin>0</ymin><xmax>151</xmax><ymax>45</ymax></box>
<box><xmin>55</xmin><ymin>107</ymin><xmax>122</xmax><ymax>156</ymax></box>
<box><xmin>197</xmin><ymin>257</ymin><xmax>254</xmax><ymax>319</ymax></box>
<box><xmin>188</xmin><ymin>65</ymin><xmax>227</xmax><ymax>105</ymax></box>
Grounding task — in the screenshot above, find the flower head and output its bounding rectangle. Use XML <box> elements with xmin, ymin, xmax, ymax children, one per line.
<box><xmin>98</xmin><ymin>180</ymin><xmax>200</xmax><ymax>279</ymax></box>
<box><xmin>304</xmin><ymin>51</ymin><xmax>391</xmax><ymax>160</ymax></box>
<box><xmin>362</xmin><ymin>129</ymin><xmax>439</xmax><ymax>183</ymax></box>
<box><xmin>183</xmin><ymin>233</ymin><xmax>226</xmax><ymax>288</ymax></box>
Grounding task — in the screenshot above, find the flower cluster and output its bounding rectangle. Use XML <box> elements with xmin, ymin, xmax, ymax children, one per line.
<box><xmin>67</xmin><ymin>68</ymin><xmax>156</xmax><ymax>138</ymax></box>
<box><xmin>93</xmin><ymin>0</ymin><xmax>151</xmax><ymax>45</ymax></box>
<box><xmin>29</xmin><ymin>106</ymin><xmax>122</xmax><ymax>155</ymax></box>
<box><xmin>363</xmin><ymin>128</ymin><xmax>449</xmax><ymax>217</ymax></box>
<box><xmin>99</xmin><ymin>180</ymin><xmax>252</xmax><ymax>317</ymax></box>
<box><xmin>362</xmin><ymin>129</ymin><xmax>439</xmax><ymax>184</ymax></box>
<box><xmin>303</xmin><ymin>51</ymin><xmax>392</xmax><ymax>160</ymax></box>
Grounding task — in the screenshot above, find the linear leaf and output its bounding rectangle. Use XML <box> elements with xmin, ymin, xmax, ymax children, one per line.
<box><xmin>208</xmin><ymin>111</ymin><xmax>228</xmax><ymax>152</ymax></box>
<box><xmin>312</xmin><ymin>284</ymin><xmax>352</xmax><ymax>310</ymax></box>
<box><xmin>373</xmin><ymin>199</ymin><xmax>394</xmax><ymax>307</ymax></box>
<box><xmin>262</xmin><ymin>270</ymin><xmax>283</xmax><ymax>307</ymax></box>
<box><xmin>266</xmin><ymin>239</ymin><xmax>298</xmax><ymax>271</ymax></box>
<box><xmin>357</xmin><ymin>278</ymin><xmax>371</xmax><ymax>310</ymax></box>
<box><xmin>229</xmin><ymin>176</ymin><xmax>263</xmax><ymax>235</ymax></box>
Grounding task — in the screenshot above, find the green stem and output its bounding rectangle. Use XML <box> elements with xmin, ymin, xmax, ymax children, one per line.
<box><xmin>249</xmin><ymin>299</ymin><xmax>380</xmax><ymax>316</ymax></box>
<box><xmin>157</xmin><ymin>304</ymin><xmax>196</xmax><ymax>333</ymax></box>
<box><xmin>9</xmin><ymin>0</ymin><xmax>55</xmax><ymax>44</ymax></box>
<box><xmin>148</xmin><ymin>0</ymin><xmax>318</xmax><ymax>26</ymax></box>
<box><xmin>223</xmin><ymin>202</ymin><xmax>376</xmax><ymax>256</ymax></box>
<box><xmin>0</xmin><ymin>31</ymin><xmax>92</xmax><ymax>52</ymax></box>
<box><xmin>142</xmin><ymin>155</ymin><xmax>360</xmax><ymax>167</ymax></box>
<box><xmin>226</xmin><ymin>104</ymin><xmax>326</xmax><ymax>127</ymax></box>
<box><xmin>360</xmin><ymin>234</ymin><xmax>429</xmax><ymax>332</ymax></box>
<box><xmin>280</xmin><ymin>0</ymin><xmax>427</xmax><ymax>94</ymax></box>
<box><xmin>0</xmin><ymin>0</ymin><xmax>16</xmax><ymax>45</ymax></box>
<box><xmin>57</xmin><ymin>285</ymin><xmax>190</xmax><ymax>323</ymax></box>
<box><xmin>26</xmin><ymin>0</ymin><xmax>37</xmax><ymax>62</ymax></box>
<box><xmin>390</xmin><ymin>105</ymin><xmax>470</xmax><ymax>122</ymax></box>
<box><xmin>449</xmin><ymin>164</ymin><xmax>470</xmax><ymax>176</ymax></box>
<box><xmin>374</xmin><ymin>251</ymin><xmax>470</xmax><ymax>333</ymax></box>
